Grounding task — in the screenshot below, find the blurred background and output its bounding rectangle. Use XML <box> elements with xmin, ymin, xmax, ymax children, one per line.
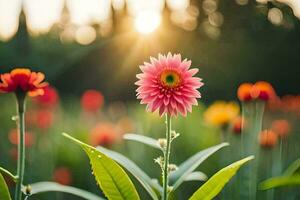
<box><xmin>0</xmin><ymin>0</ymin><xmax>300</xmax><ymax>101</ymax></box>
<box><xmin>0</xmin><ymin>0</ymin><xmax>300</xmax><ymax>199</ymax></box>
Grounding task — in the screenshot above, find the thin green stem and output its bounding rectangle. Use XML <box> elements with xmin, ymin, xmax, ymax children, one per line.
<box><xmin>162</xmin><ymin>115</ymin><xmax>171</xmax><ymax>200</ymax></box>
<box><xmin>15</xmin><ymin>93</ymin><xmax>26</xmax><ymax>200</ymax></box>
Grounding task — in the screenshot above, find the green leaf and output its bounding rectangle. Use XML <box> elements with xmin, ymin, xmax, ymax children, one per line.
<box><xmin>63</xmin><ymin>133</ymin><xmax>140</xmax><ymax>200</ymax></box>
<box><xmin>283</xmin><ymin>157</ymin><xmax>300</xmax><ymax>176</ymax></box>
<box><xmin>0</xmin><ymin>172</ymin><xmax>12</xmax><ymax>200</ymax></box>
<box><xmin>123</xmin><ymin>134</ymin><xmax>162</xmax><ymax>151</ymax></box>
<box><xmin>97</xmin><ymin>146</ymin><xmax>161</xmax><ymax>199</ymax></box>
<box><xmin>189</xmin><ymin>156</ymin><xmax>254</xmax><ymax>200</ymax></box>
<box><xmin>184</xmin><ymin>172</ymin><xmax>207</xmax><ymax>182</ymax></box>
<box><xmin>259</xmin><ymin>175</ymin><xmax>300</xmax><ymax>190</ymax></box>
<box><xmin>169</xmin><ymin>143</ymin><xmax>229</xmax><ymax>190</ymax></box>
<box><xmin>0</xmin><ymin>167</ymin><xmax>17</xmax><ymax>182</ymax></box>
<box><xmin>26</xmin><ymin>182</ymin><xmax>104</xmax><ymax>200</ymax></box>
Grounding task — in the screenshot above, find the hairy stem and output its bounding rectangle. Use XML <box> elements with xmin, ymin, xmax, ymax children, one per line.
<box><xmin>15</xmin><ymin>93</ymin><xmax>26</xmax><ymax>200</ymax></box>
<box><xmin>162</xmin><ymin>114</ymin><xmax>171</xmax><ymax>200</ymax></box>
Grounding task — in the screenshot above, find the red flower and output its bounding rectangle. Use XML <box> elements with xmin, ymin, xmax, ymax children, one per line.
<box><xmin>232</xmin><ymin>117</ymin><xmax>242</xmax><ymax>134</ymax></box>
<box><xmin>8</xmin><ymin>129</ymin><xmax>35</xmax><ymax>147</ymax></box>
<box><xmin>237</xmin><ymin>81</ymin><xmax>276</xmax><ymax>102</ymax></box>
<box><xmin>53</xmin><ymin>167</ymin><xmax>72</xmax><ymax>185</ymax></box>
<box><xmin>259</xmin><ymin>130</ymin><xmax>278</xmax><ymax>148</ymax></box>
<box><xmin>0</xmin><ymin>68</ymin><xmax>48</xmax><ymax>96</ymax></box>
<box><xmin>36</xmin><ymin>110</ymin><xmax>54</xmax><ymax>130</ymax></box>
<box><xmin>81</xmin><ymin>90</ymin><xmax>104</xmax><ymax>113</ymax></box>
<box><xmin>33</xmin><ymin>86</ymin><xmax>59</xmax><ymax>107</ymax></box>
<box><xmin>271</xmin><ymin>119</ymin><xmax>291</xmax><ymax>138</ymax></box>
<box><xmin>90</xmin><ymin>123</ymin><xmax>118</xmax><ymax>147</ymax></box>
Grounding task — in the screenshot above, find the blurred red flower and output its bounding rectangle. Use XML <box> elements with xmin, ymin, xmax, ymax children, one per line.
<box><xmin>232</xmin><ymin>117</ymin><xmax>242</xmax><ymax>134</ymax></box>
<box><xmin>259</xmin><ymin>130</ymin><xmax>278</xmax><ymax>148</ymax></box>
<box><xmin>281</xmin><ymin>95</ymin><xmax>300</xmax><ymax>113</ymax></box>
<box><xmin>8</xmin><ymin>129</ymin><xmax>35</xmax><ymax>147</ymax></box>
<box><xmin>33</xmin><ymin>86</ymin><xmax>59</xmax><ymax>107</ymax></box>
<box><xmin>53</xmin><ymin>167</ymin><xmax>72</xmax><ymax>185</ymax></box>
<box><xmin>0</xmin><ymin>68</ymin><xmax>48</xmax><ymax>97</ymax></box>
<box><xmin>81</xmin><ymin>90</ymin><xmax>104</xmax><ymax>113</ymax></box>
<box><xmin>271</xmin><ymin>119</ymin><xmax>291</xmax><ymax>138</ymax></box>
<box><xmin>36</xmin><ymin>110</ymin><xmax>54</xmax><ymax>130</ymax></box>
<box><xmin>237</xmin><ymin>81</ymin><xmax>276</xmax><ymax>102</ymax></box>
<box><xmin>90</xmin><ymin>123</ymin><xmax>118</xmax><ymax>147</ymax></box>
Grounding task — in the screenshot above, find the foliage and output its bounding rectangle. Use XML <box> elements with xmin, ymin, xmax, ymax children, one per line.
<box><xmin>189</xmin><ymin>156</ymin><xmax>254</xmax><ymax>200</ymax></box>
<box><xmin>0</xmin><ymin>172</ymin><xmax>11</xmax><ymax>200</ymax></box>
<box><xmin>63</xmin><ymin>133</ymin><xmax>140</xmax><ymax>200</ymax></box>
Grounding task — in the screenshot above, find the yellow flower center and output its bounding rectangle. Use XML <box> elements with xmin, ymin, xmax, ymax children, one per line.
<box><xmin>160</xmin><ymin>70</ymin><xmax>181</xmax><ymax>88</ymax></box>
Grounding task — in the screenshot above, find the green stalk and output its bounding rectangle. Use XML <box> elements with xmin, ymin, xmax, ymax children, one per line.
<box><xmin>162</xmin><ymin>114</ymin><xmax>171</xmax><ymax>200</ymax></box>
<box><xmin>240</xmin><ymin>101</ymin><xmax>264</xmax><ymax>200</ymax></box>
<box><xmin>14</xmin><ymin>93</ymin><xmax>26</xmax><ymax>200</ymax></box>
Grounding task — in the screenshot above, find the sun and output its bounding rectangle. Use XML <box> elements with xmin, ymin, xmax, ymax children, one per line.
<box><xmin>134</xmin><ymin>11</ymin><xmax>161</xmax><ymax>34</ymax></box>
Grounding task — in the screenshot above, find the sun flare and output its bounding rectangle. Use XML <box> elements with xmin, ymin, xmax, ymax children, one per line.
<box><xmin>134</xmin><ymin>11</ymin><xmax>161</xmax><ymax>34</ymax></box>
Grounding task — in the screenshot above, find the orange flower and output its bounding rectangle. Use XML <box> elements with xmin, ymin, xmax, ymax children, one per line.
<box><xmin>271</xmin><ymin>119</ymin><xmax>291</xmax><ymax>138</ymax></box>
<box><xmin>81</xmin><ymin>90</ymin><xmax>104</xmax><ymax>113</ymax></box>
<box><xmin>237</xmin><ymin>83</ymin><xmax>253</xmax><ymax>102</ymax></box>
<box><xmin>90</xmin><ymin>123</ymin><xmax>119</xmax><ymax>147</ymax></box>
<box><xmin>53</xmin><ymin>167</ymin><xmax>72</xmax><ymax>185</ymax></box>
<box><xmin>8</xmin><ymin>129</ymin><xmax>35</xmax><ymax>147</ymax></box>
<box><xmin>0</xmin><ymin>68</ymin><xmax>48</xmax><ymax>97</ymax></box>
<box><xmin>237</xmin><ymin>81</ymin><xmax>276</xmax><ymax>102</ymax></box>
<box><xmin>259</xmin><ymin>130</ymin><xmax>278</xmax><ymax>148</ymax></box>
<box><xmin>252</xmin><ymin>81</ymin><xmax>276</xmax><ymax>101</ymax></box>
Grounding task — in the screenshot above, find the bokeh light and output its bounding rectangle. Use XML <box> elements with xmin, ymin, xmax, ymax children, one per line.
<box><xmin>268</xmin><ymin>8</ymin><xmax>283</xmax><ymax>26</ymax></box>
<box><xmin>67</xmin><ymin>0</ymin><xmax>111</xmax><ymax>25</ymax></box>
<box><xmin>208</xmin><ymin>12</ymin><xmax>224</xmax><ymax>27</ymax></box>
<box><xmin>167</xmin><ymin>0</ymin><xmax>189</xmax><ymax>11</ymax></box>
<box><xmin>0</xmin><ymin>0</ymin><xmax>21</xmax><ymax>41</ymax></box>
<box><xmin>75</xmin><ymin>25</ymin><xmax>96</xmax><ymax>45</ymax></box>
<box><xmin>202</xmin><ymin>0</ymin><xmax>218</xmax><ymax>14</ymax></box>
<box><xmin>134</xmin><ymin>11</ymin><xmax>161</xmax><ymax>34</ymax></box>
<box><xmin>24</xmin><ymin>0</ymin><xmax>63</xmax><ymax>35</ymax></box>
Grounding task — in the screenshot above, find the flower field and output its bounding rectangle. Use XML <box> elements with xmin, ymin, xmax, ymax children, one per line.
<box><xmin>1</xmin><ymin>1</ymin><xmax>300</xmax><ymax>200</ymax></box>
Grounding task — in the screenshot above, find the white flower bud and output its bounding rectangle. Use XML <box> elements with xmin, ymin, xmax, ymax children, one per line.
<box><xmin>154</xmin><ymin>156</ymin><xmax>164</xmax><ymax>167</ymax></box>
<box><xmin>171</xmin><ymin>131</ymin><xmax>180</xmax><ymax>140</ymax></box>
<box><xmin>168</xmin><ymin>164</ymin><xmax>178</xmax><ymax>172</ymax></box>
<box><xmin>158</xmin><ymin>138</ymin><xmax>167</xmax><ymax>149</ymax></box>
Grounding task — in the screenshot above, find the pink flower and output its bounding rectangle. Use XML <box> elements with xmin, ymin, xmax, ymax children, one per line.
<box><xmin>136</xmin><ymin>53</ymin><xmax>203</xmax><ymax>117</ymax></box>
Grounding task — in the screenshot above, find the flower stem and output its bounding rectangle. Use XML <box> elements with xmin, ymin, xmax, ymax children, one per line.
<box><xmin>15</xmin><ymin>93</ymin><xmax>26</xmax><ymax>200</ymax></box>
<box><xmin>162</xmin><ymin>114</ymin><xmax>171</xmax><ymax>200</ymax></box>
